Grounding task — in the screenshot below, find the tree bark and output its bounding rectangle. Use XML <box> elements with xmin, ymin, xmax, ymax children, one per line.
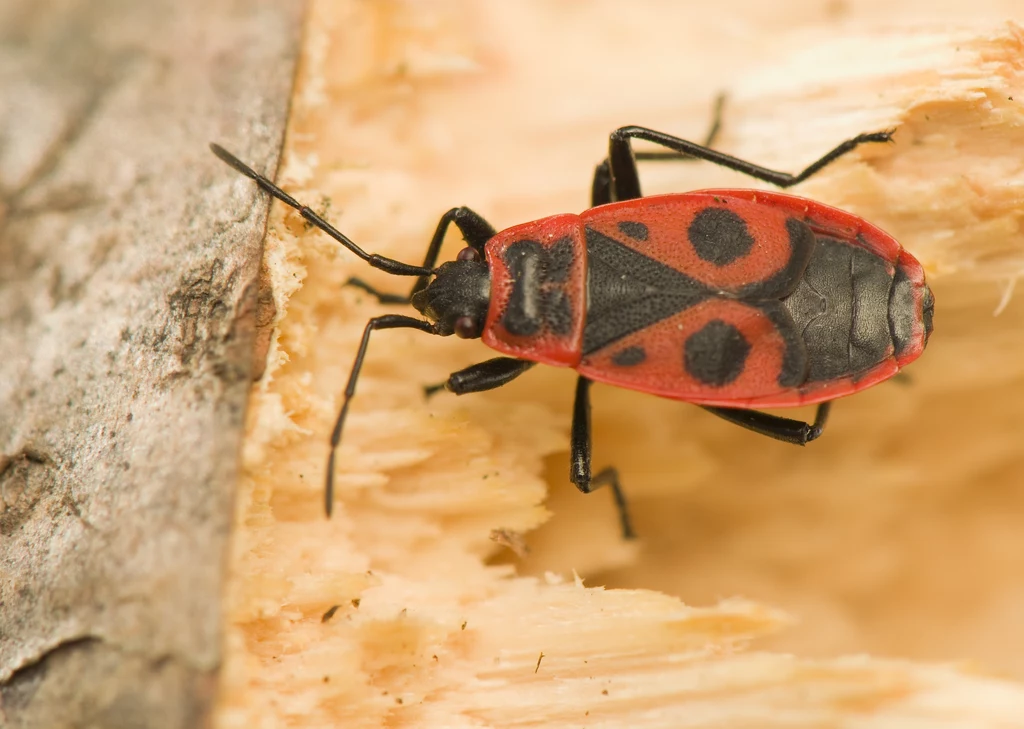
<box><xmin>0</xmin><ymin>2</ymin><xmax>302</xmax><ymax>727</ymax></box>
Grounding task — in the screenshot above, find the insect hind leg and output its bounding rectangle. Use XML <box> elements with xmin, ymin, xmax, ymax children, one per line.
<box><xmin>701</xmin><ymin>402</ymin><xmax>831</xmax><ymax>445</ymax></box>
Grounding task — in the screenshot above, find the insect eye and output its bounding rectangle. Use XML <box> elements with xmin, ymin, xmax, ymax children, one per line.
<box><xmin>454</xmin><ymin>315</ymin><xmax>482</xmax><ymax>339</ymax></box>
<box><xmin>457</xmin><ymin>246</ymin><xmax>482</xmax><ymax>263</ymax></box>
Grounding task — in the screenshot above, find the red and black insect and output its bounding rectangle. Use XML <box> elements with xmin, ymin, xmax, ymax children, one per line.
<box><xmin>211</xmin><ymin>104</ymin><xmax>933</xmax><ymax>539</ymax></box>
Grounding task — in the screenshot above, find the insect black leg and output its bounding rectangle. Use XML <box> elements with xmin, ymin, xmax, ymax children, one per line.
<box><xmin>345</xmin><ymin>278</ymin><xmax>413</xmax><ymax>305</ymax></box>
<box><xmin>701</xmin><ymin>402</ymin><xmax>831</xmax><ymax>445</ymax></box>
<box><xmin>607</xmin><ymin>124</ymin><xmax>892</xmax><ymax>201</ymax></box>
<box><xmin>570</xmin><ymin>376</ymin><xmax>636</xmax><ymax>539</ymax></box>
<box><xmin>423</xmin><ymin>357</ymin><xmax>535</xmax><ymax>397</ymax></box>
<box><xmin>346</xmin><ymin>206</ymin><xmax>497</xmax><ymax>304</ymax></box>
<box><xmin>326</xmin><ymin>314</ymin><xmax>438</xmax><ymax>517</ymax></box>
<box><xmin>591</xmin><ymin>95</ymin><xmax>727</xmax><ymax>206</ymax></box>
<box><xmin>404</xmin><ymin>206</ymin><xmax>497</xmax><ymax>299</ymax></box>
<box><xmin>634</xmin><ymin>93</ymin><xmax>727</xmax><ymax>161</ymax></box>
<box><xmin>590</xmin><ymin>159</ymin><xmax>615</xmax><ymax>207</ymax></box>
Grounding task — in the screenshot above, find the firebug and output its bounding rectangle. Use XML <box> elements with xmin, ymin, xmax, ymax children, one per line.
<box><xmin>212</xmin><ymin>101</ymin><xmax>933</xmax><ymax>539</ymax></box>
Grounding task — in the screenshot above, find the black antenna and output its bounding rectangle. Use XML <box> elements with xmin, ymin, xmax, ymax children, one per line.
<box><xmin>210</xmin><ymin>143</ymin><xmax>431</xmax><ymax>277</ymax></box>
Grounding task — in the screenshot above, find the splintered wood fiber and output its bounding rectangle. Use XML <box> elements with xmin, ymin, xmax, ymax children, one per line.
<box><xmin>215</xmin><ymin>2</ymin><xmax>1024</xmax><ymax>727</ymax></box>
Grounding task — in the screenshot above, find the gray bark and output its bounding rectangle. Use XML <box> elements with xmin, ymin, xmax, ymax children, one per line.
<box><xmin>0</xmin><ymin>1</ymin><xmax>302</xmax><ymax>726</ymax></box>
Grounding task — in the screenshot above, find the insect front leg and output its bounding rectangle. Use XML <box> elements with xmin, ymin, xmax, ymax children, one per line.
<box><xmin>326</xmin><ymin>315</ymin><xmax>438</xmax><ymax>517</ymax></box>
<box><xmin>570</xmin><ymin>376</ymin><xmax>635</xmax><ymax>540</ymax></box>
<box><xmin>347</xmin><ymin>206</ymin><xmax>497</xmax><ymax>304</ymax></box>
<box><xmin>423</xmin><ymin>358</ymin><xmax>535</xmax><ymax>397</ymax></box>
<box><xmin>345</xmin><ymin>278</ymin><xmax>414</xmax><ymax>305</ymax></box>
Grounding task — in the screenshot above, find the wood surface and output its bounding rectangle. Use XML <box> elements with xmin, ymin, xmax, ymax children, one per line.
<box><xmin>220</xmin><ymin>2</ymin><xmax>1024</xmax><ymax>727</ymax></box>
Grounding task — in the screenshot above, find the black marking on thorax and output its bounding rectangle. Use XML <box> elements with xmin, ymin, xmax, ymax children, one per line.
<box><xmin>501</xmin><ymin>237</ymin><xmax>575</xmax><ymax>337</ymax></box>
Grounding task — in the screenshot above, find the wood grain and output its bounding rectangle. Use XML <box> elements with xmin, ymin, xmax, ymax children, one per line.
<box><xmin>220</xmin><ymin>2</ymin><xmax>1024</xmax><ymax>727</ymax></box>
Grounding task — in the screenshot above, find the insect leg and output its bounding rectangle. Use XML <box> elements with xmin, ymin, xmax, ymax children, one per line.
<box><xmin>326</xmin><ymin>315</ymin><xmax>438</xmax><ymax>517</ymax></box>
<box><xmin>633</xmin><ymin>93</ymin><xmax>726</xmax><ymax>161</ymax></box>
<box><xmin>346</xmin><ymin>206</ymin><xmax>497</xmax><ymax>304</ymax></box>
<box><xmin>590</xmin><ymin>159</ymin><xmax>616</xmax><ymax>207</ymax></box>
<box><xmin>570</xmin><ymin>376</ymin><xmax>636</xmax><ymax>539</ymax></box>
<box><xmin>700</xmin><ymin>402</ymin><xmax>831</xmax><ymax>445</ymax></box>
<box><xmin>344</xmin><ymin>278</ymin><xmax>413</xmax><ymax>304</ymax></box>
<box><xmin>606</xmin><ymin>124</ymin><xmax>892</xmax><ymax>199</ymax></box>
<box><xmin>423</xmin><ymin>358</ymin><xmax>535</xmax><ymax>397</ymax></box>
<box><xmin>591</xmin><ymin>95</ymin><xmax>726</xmax><ymax>206</ymax></box>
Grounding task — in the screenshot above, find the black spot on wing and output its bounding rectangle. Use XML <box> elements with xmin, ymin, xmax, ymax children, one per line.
<box><xmin>617</xmin><ymin>221</ymin><xmax>649</xmax><ymax>241</ymax></box>
<box><xmin>683</xmin><ymin>320</ymin><xmax>750</xmax><ymax>387</ymax></box>
<box><xmin>687</xmin><ymin>207</ymin><xmax>754</xmax><ymax>266</ymax></box>
<box><xmin>611</xmin><ymin>346</ymin><xmax>646</xmax><ymax>366</ymax></box>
